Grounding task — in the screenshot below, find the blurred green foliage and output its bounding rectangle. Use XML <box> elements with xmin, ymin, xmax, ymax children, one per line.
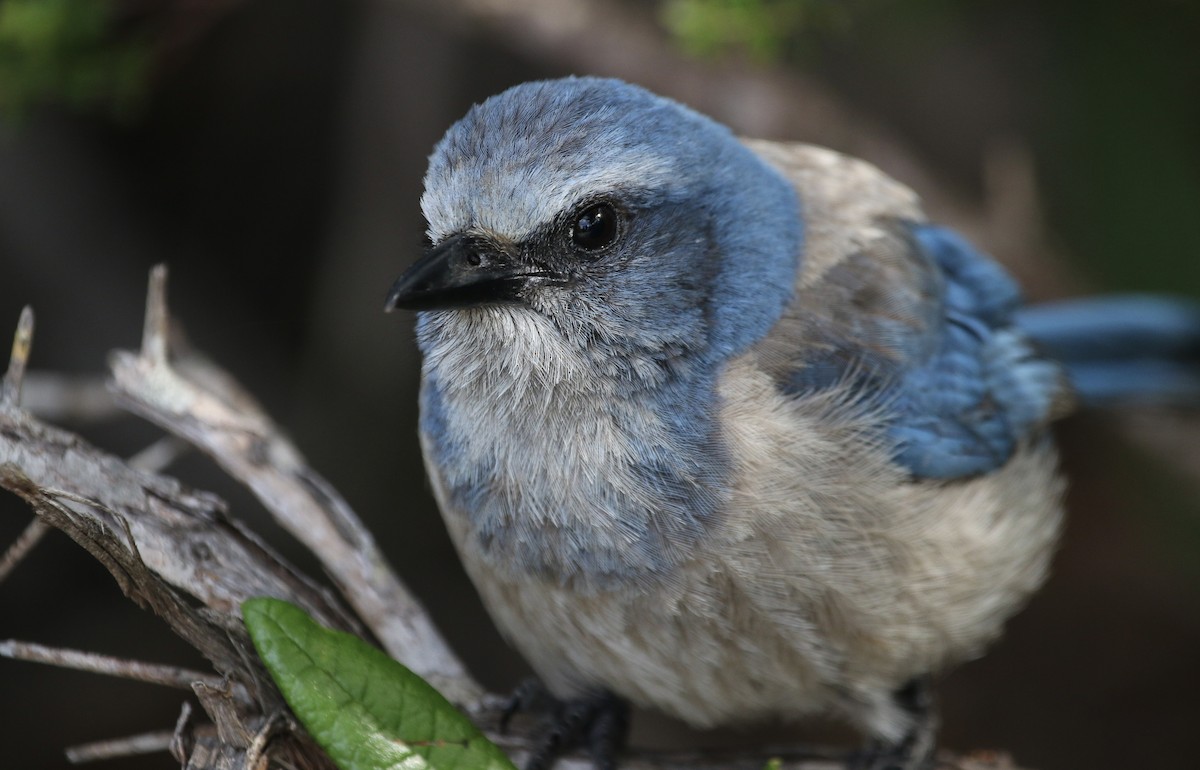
<box><xmin>661</xmin><ymin>0</ymin><xmax>856</xmax><ymax>61</ymax></box>
<box><xmin>0</xmin><ymin>0</ymin><xmax>150</xmax><ymax>120</ymax></box>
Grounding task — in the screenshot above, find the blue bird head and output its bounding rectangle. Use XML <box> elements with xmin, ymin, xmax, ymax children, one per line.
<box><xmin>387</xmin><ymin>77</ymin><xmax>802</xmax><ymax>387</ymax></box>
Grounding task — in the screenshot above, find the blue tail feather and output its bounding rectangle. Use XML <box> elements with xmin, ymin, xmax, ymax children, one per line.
<box><xmin>1015</xmin><ymin>295</ymin><xmax>1200</xmax><ymax>407</ymax></box>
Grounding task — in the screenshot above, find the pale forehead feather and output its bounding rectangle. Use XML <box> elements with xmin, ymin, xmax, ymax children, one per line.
<box><xmin>420</xmin><ymin>78</ymin><xmax>725</xmax><ymax>242</ymax></box>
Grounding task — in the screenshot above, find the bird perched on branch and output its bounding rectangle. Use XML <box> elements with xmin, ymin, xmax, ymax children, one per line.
<box><xmin>386</xmin><ymin>77</ymin><xmax>1200</xmax><ymax>770</ymax></box>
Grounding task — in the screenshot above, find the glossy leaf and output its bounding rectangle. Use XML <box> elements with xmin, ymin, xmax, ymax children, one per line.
<box><xmin>243</xmin><ymin>597</ymin><xmax>516</xmax><ymax>770</ymax></box>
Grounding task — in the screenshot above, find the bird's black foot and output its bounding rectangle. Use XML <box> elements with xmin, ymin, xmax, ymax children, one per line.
<box><xmin>501</xmin><ymin>680</ymin><xmax>630</xmax><ymax>770</ymax></box>
<box><xmin>852</xmin><ymin>677</ymin><xmax>938</xmax><ymax>770</ymax></box>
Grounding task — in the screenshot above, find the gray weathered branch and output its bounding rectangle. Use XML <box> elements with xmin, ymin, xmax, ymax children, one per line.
<box><xmin>106</xmin><ymin>265</ymin><xmax>478</xmax><ymax>703</ymax></box>
<box><xmin>0</xmin><ymin>299</ymin><xmax>340</xmax><ymax>769</ymax></box>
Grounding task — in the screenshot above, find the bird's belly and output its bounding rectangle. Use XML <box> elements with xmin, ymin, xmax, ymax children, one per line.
<box><xmin>434</xmin><ymin>436</ymin><xmax>1065</xmax><ymax>731</ymax></box>
<box><xmin>421</xmin><ymin>354</ymin><xmax>1066</xmax><ymax>730</ymax></box>
<box><xmin>461</xmin><ymin>548</ymin><xmax>839</xmax><ymax>727</ymax></box>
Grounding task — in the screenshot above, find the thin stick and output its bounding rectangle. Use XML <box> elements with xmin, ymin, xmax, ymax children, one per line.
<box><xmin>0</xmin><ymin>638</ymin><xmax>239</xmax><ymax>696</ymax></box>
<box><xmin>20</xmin><ymin>372</ymin><xmax>120</xmax><ymax>423</ymax></box>
<box><xmin>142</xmin><ymin>265</ymin><xmax>169</xmax><ymax>365</ymax></box>
<box><xmin>127</xmin><ymin>435</ymin><xmax>190</xmax><ymax>473</ymax></box>
<box><xmin>65</xmin><ymin>731</ymin><xmax>174</xmax><ymax>764</ymax></box>
<box><xmin>0</xmin><ymin>517</ymin><xmax>50</xmax><ymax>585</ymax></box>
<box><xmin>2</xmin><ymin>305</ymin><xmax>34</xmax><ymax>407</ymax></box>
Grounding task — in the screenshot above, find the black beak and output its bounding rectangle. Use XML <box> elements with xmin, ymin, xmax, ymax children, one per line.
<box><xmin>384</xmin><ymin>233</ymin><xmax>544</xmax><ymax>312</ymax></box>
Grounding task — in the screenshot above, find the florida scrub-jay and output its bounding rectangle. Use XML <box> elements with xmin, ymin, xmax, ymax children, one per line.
<box><xmin>385</xmin><ymin>77</ymin><xmax>1200</xmax><ymax>770</ymax></box>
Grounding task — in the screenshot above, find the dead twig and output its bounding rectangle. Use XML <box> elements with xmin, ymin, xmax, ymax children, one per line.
<box><xmin>65</xmin><ymin>731</ymin><xmax>176</xmax><ymax>764</ymax></box>
<box><xmin>127</xmin><ymin>435</ymin><xmax>191</xmax><ymax>473</ymax></box>
<box><xmin>0</xmin><ymin>516</ymin><xmax>49</xmax><ymax>585</ymax></box>
<box><xmin>107</xmin><ymin>265</ymin><xmax>478</xmax><ymax>702</ymax></box>
<box><xmin>1</xmin><ymin>305</ymin><xmax>34</xmax><ymax>407</ymax></box>
<box><xmin>20</xmin><ymin>372</ymin><xmax>121</xmax><ymax>424</ymax></box>
<box><xmin>0</xmin><ymin>638</ymin><xmax>248</xmax><ymax>701</ymax></box>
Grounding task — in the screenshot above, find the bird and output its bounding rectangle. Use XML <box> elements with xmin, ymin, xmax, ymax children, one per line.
<box><xmin>384</xmin><ymin>76</ymin><xmax>1200</xmax><ymax>770</ymax></box>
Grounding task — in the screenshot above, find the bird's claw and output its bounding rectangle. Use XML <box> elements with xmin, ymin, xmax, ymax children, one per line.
<box><xmin>500</xmin><ymin>678</ymin><xmax>554</xmax><ymax>734</ymax></box>
<box><xmin>506</xmin><ymin>685</ymin><xmax>628</xmax><ymax>770</ymax></box>
<box><xmin>851</xmin><ymin>677</ymin><xmax>937</xmax><ymax>770</ymax></box>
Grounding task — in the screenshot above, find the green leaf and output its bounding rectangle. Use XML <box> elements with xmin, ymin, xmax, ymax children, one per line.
<box><xmin>242</xmin><ymin>597</ymin><xmax>517</xmax><ymax>770</ymax></box>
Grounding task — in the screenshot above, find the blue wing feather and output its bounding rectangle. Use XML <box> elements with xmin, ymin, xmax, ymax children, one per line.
<box><xmin>785</xmin><ymin>224</ymin><xmax>1068</xmax><ymax>480</ymax></box>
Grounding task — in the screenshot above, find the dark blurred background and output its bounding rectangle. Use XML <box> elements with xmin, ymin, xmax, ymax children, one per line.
<box><xmin>1</xmin><ymin>1</ymin><xmax>1198</xmax><ymax>768</ymax></box>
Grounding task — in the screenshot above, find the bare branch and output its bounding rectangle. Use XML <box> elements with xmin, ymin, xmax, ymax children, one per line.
<box><xmin>108</xmin><ymin>265</ymin><xmax>479</xmax><ymax>702</ymax></box>
<box><xmin>142</xmin><ymin>264</ymin><xmax>171</xmax><ymax>364</ymax></box>
<box><xmin>0</xmin><ymin>516</ymin><xmax>49</xmax><ymax>585</ymax></box>
<box><xmin>170</xmin><ymin>701</ymin><xmax>196</xmax><ymax>766</ymax></box>
<box><xmin>127</xmin><ymin>435</ymin><xmax>191</xmax><ymax>473</ymax></box>
<box><xmin>20</xmin><ymin>372</ymin><xmax>121</xmax><ymax>424</ymax></box>
<box><xmin>0</xmin><ymin>307</ymin><xmax>365</xmax><ymax>766</ymax></box>
<box><xmin>0</xmin><ymin>638</ymin><xmax>247</xmax><ymax>700</ymax></box>
<box><xmin>65</xmin><ymin>731</ymin><xmax>175</xmax><ymax>764</ymax></box>
<box><xmin>243</xmin><ymin>712</ymin><xmax>293</xmax><ymax>770</ymax></box>
<box><xmin>2</xmin><ymin>305</ymin><xmax>34</xmax><ymax>407</ymax></box>
<box><xmin>0</xmin><ymin>468</ymin><xmax>246</xmax><ymax>680</ymax></box>
<box><xmin>0</xmin><ymin>415</ymin><xmax>355</xmax><ymax>638</ymax></box>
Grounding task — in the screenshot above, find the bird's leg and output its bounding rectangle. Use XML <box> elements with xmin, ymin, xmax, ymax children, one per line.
<box><xmin>853</xmin><ymin>676</ymin><xmax>938</xmax><ymax>770</ymax></box>
<box><xmin>581</xmin><ymin>692</ymin><xmax>630</xmax><ymax>770</ymax></box>
<box><xmin>500</xmin><ymin>678</ymin><xmax>556</xmax><ymax>734</ymax></box>
<box><xmin>504</xmin><ymin>681</ymin><xmax>629</xmax><ymax>770</ymax></box>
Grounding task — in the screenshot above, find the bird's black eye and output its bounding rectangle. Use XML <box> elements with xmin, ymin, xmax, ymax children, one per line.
<box><xmin>570</xmin><ymin>202</ymin><xmax>620</xmax><ymax>252</ymax></box>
